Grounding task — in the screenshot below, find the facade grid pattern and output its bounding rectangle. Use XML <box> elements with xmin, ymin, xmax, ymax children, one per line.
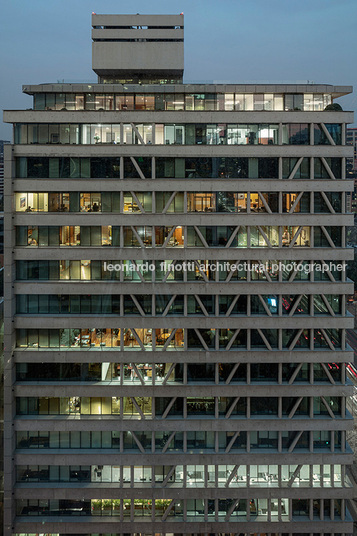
<box><xmin>2</xmin><ymin>12</ymin><xmax>356</xmax><ymax>536</ymax></box>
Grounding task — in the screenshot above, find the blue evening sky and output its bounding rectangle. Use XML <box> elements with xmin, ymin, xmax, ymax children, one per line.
<box><xmin>1</xmin><ymin>0</ymin><xmax>356</xmax><ymax>138</ymax></box>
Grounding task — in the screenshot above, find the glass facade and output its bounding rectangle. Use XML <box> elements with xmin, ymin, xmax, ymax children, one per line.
<box><xmin>15</xmin><ymin>328</ymin><xmax>342</xmax><ymax>350</ymax></box>
<box><xmin>31</xmin><ymin>91</ymin><xmax>332</xmax><ymax>111</ymax></box>
<box><xmin>15</xmin><ymin>224</ymin><xmax>343</xmax><ymax>248</ymax></box>
<box><xmin>16</xmin><ymin>259</ymin><xmax>346</xmax><ymax>281</ymax></box>
<box><xmin>14</xmin><ymin>191</ymin><xmax>343</xmax><ymax>213</ymax></box>
<box><xmin>13</xmin><ymin>122</ymin><xmax>342</xmax><ymax>145</ymax></box>
<box><xmin>15</xmin><ymin>293</ymin><xmax>343</xmax><ymax>316</ymax></box>
<box><xmin>15</xmin><ymin>155</ymin><xmax>344</xmax><ymax>179</ymax></box>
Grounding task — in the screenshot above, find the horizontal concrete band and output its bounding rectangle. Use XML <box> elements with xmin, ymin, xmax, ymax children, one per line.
<box><xmin>13</xmin><ymin>384</ymin><xmax>353</xmax><ymax>396</ymax></box>
<box><xmin>13</xmin><ymin>417</ymin><xmax>352</xmax><ymax>431</ymax></box>
<box><xmin>21</xmin><ymin>82</ymin><xmax>352</xmax><ymax>93</ymax></box>
<box><xmin>13</xmin><ymin>487</ymin><xmax>353</xmax><ymax>499</ymax></box>
<box><xmin>13</xmin><ymin>316</ymin><xmax>354</xmax><ymax>328</ymax></box>
<box><xmin>10</xmin><ymin>144</ymin><xmax>353</xmax><ymax>157</ymax></box>
<box><xmin>12</xmin><ymin>349</ymin><xmax>354</xmax><ymax>363</ymax></box>
<box><xmin>12</xmin><ymin>519</ymin><xmax>354</xmax><ymax>533</ymax></box>
<box><xmin>92</xmin><ymin>29</ymin><xmax>184</xmax><ymax>39</ymax></box>
<box><xmin>11</xmin><ymin>415</ymin><xmax>353</xmax><ymax>431</ymax></box>
<box><xmin>12</xmin><ymin>179</ymin><xmax>356</xmax><ymax>192</ymax></box>
<box><xmin>91</xmin><ymin>13</ymin><xmax>183</xmax><ymax>24</ymax></box>
<box><xmin>4</xmin><ymin>109</ymin><xmax>355</xmax><ymax>123</ymax></box>
<box><xmin>14</xmin><ymin>452</ymin><xmax>353</xmax><ymax>465</ymax></box>
<box><xmin>12</xmin><ymin>247</ymin><xmax>354</xmax><ymax>260</ymax></box>
<box><xmin>13</xmin><ymin>282</ymin><xmax>354</xmax><ymax>294</ymax></box>
<box><xmin>13</xmin><ymin>214</ymin><xmax>354</xmax><ymax>225</ymax></box>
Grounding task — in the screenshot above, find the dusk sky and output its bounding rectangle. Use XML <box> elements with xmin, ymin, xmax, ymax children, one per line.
<box><xmin>1</xmin><ymin>0</ymin><xmax>356</xmax><ymax>139</ymax></box>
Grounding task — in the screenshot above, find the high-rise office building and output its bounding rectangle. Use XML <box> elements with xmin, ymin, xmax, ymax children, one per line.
<box><xmin>346</xmin><ymin>127</ymin><xmax>357</xmax><ymax>212</ymax></box>
<box><xmin>3</xmin><ymin>13</ymin><xmax>355</xmax><ymax>536</ymax></box>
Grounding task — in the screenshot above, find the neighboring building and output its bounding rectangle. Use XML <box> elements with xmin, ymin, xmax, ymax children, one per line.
<box><xmin>346</xmin><ymin>127</ymin><xmax>357</xmax><ymax>212</ymax></box>
<box><xmin>0</xmin><ymin>141</ymin><xmax>10</xmax><ymax>202</ymax></box>
<box><xmin>0</xmin><ymin>139</ymin><xmax>5</xmax><ymax>528</ymax></box>
<box><xmin>0</xmin><ymin>141</ymin><xmax>8</xmax><ymax>536</ymax></box>
<box><xmin>0</xmin><ymin>276</ymin><xmax>3</xmax><ymax>534</ymax></box>
<box><xmin>3</xmin><ymin>13</ymin><xmax>355</xmax><ymax>536</ymax></box>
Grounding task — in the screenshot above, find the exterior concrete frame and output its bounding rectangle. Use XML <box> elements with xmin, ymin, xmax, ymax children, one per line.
<box><xmin>3</xmin><ymin>78</ymin><xmax>355</xmax><ymax>536</ymax></box>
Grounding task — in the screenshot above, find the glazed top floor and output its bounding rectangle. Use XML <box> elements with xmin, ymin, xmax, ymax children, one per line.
<box><xmin>21</xmin><ymin>83</ymin><xmax>352</xmax><ymax>112</ymax></box>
